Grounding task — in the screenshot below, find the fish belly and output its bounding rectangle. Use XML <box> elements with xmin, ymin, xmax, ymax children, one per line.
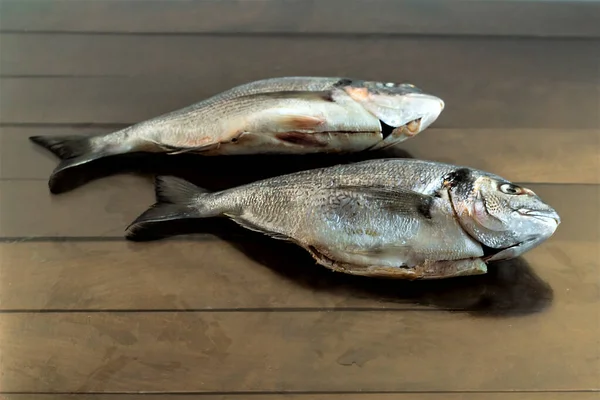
<box><xmin>131</xmin><ymin>88</ymin><xmax>385</xmax><ymax>155</ymax></box>
<box><xmin>296</xmin><ymin>190</ymin><xmax>484</xmax><ymax>270</ymax></box>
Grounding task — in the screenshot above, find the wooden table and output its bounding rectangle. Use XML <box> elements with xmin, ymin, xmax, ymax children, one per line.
<box><xmin>1</xmin><ymin>1</ymin><xmax>599</xmax><ymax>398</ymax></box>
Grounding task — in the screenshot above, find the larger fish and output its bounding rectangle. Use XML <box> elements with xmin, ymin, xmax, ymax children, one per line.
<box><xmin>127</xmin><ymin>159</ymin><xmax>560</xmax><ymax>280</ymax></box>
<box><xmin>29</xmin><ymin>77</ymin><xmax>444</xmax><ymax>190</ymax></box>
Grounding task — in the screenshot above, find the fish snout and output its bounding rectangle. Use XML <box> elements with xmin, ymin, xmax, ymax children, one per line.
<box><xmin>519</xmin><ymin>208</ymin><xmax>561</xmax><ymax>226</ymax></box>
<box><xmin>517</xmin><ymin>207</ymin><xmax>561</xmax><ymax>243</ymax></box>
<box><xmin>410</xmin><ymin>93</ymin><xmax>445</xmax><ymax>133</ymax></box>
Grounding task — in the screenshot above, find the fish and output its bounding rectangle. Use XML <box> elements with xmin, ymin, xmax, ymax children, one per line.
<box><xmin>126</xmin><ymin>159</ymin><xmax>560</xmax><ymax>280</ymax></box>
<box><xmin>29</xmin><ymin>76</ymin><xmax>444</xmax><ymax>191</ymax></box>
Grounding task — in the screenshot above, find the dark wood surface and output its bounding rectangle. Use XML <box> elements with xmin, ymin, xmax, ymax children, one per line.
<box><xmin>0</xmin><ymin>0</ymin><xmax>599</xmax><ymax>398</ymax></box>
<box><xmin>1</xmin><ymin>395</ymin><xmax>597</xmax><ymax>400</ymax></box>
<box><xmin>2</xmin><ymin>0</ymin><xmax>599</xmax><ymax>37</ymax></box>
<box><xmin>3</xmin><ymin>126</ymin><xmax>599</xmax><ymax>184</ymax></box>
<box><xmin>2</xmin><ymin>36</ymin><xmax>598</xmax><ymax>130</ymax></box>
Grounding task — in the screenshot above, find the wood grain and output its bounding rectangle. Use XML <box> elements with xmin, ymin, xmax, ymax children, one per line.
<box><xmin>1</xmin><ymin>394</ymin><xmax>598</xmax><ymax>400</ymax></box>
<box><xmin>3</xmin><ymin>126</ymin><xmax>599</xmax><ymax>184</ymax></box>
<box><xmin>7</xmin><ymin>236</ymin><xmax>598</xmax><ymax>313</ymax></box>
<box><xmin>1</xmin><ymin>0</ymin><xmax>599</xmax><ymax>37</ymax></box>
<box><xmin>1</xmin><ymin>76</ymin><xmax>597</xmax><ymax>130</ymax></box>
<box><xmin>1</xmin><ymin>178</ymin><xmax>596</xmax><ymax>241</ymax></box>
<box><xmin>399</xmin><ymin>129</ymin><xmax>600</xmax><ymax>184</ymax></box>
<box><xmin>1</xmin><ymin>36</ymin><xmax>598</xmax><ymax>129</ymax></box>
<box><xmin>3</xmin><ymin>34</ymin><xmax>598</xmax><ymax>79</ymax></box>
<box><xmin>0</xmin><ymin>176</ymin><xmax>152</xmax><ymax>238</ymax></box>
<box><xmin>1</xmin><ymin>3</ymin><xmax>599</xmax><ymax>396</ymax></box>
<box><xmin>1</xmin><ymin>298</ymin><xmax>598</xmax><ymax>392</ymax></box>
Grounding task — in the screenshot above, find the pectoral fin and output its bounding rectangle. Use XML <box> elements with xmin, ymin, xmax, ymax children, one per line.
<box><xmin>276</xmin><ymin>115</ymin><xmax>326</xmax><ymax>131</ymax></box>
<box><xmin>322</xmin><ymin>185</ymin><xmax>435</xmax><ymax>218</ymax></box>
<box><xmin>237</xmin><ymin>90</ymin><xmax>336</xmax><ymax>132</ymax></box>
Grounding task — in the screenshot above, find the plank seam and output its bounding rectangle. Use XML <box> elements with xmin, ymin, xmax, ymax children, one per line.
<box><xmin>0</xmin><ymin>308</ymin><xmax>450</xmax><ymax>314</ymax></box>
<box><xmin>5</xmin><ymin>179</ymin><xmax>596</xmax><ymax>186</ymax></box>
<box><xmin>1</xmin><ymin>389</ymin><xmax>598</xmax><ymax>395</ymax></box>
<box><xmin>2</xmin><ymin>30</ymin><xmax>600</xmax><ymax>40</ymax></box>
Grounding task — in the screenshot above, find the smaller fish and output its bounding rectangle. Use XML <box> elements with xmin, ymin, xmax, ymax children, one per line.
<box><xmin>126</xmin><ymin>159</ymin><xmax>560</xmax><ymax>280</ymax></box>
<box><xmin>29</xmin><ymin>77</ymin><xmax>444</xmax><ymax>192</ymax></box>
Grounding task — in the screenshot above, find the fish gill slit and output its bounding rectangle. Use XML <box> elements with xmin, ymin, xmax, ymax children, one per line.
<box><xmin>444</xmin><ymin>186</ymin><xmax>507</xmax><ymax>259</ymax></box>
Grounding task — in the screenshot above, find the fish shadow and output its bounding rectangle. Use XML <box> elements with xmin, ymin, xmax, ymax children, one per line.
<box><xmin>129</xmin><ymin>218</ymin><xmax>554</xmax><ymax>318</ymax></box>
<box><xmin>48</xmin><ymin>147</ymin><xmax>414</xmax><ymax>193</ymax></box>
<box><xmin>50</xmin><ymin>143</ymin><xmax>554</xmax><ymax>317</ymax></box>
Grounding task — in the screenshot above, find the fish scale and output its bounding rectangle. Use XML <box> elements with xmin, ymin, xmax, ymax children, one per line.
<box><xmin>128</xmin><ymin>159</ymin><xmax>560</xmax><ymax>280</ymax></box>
<box><xmin>30</xmin><ymin>76</ymin><xmax>444</xmax><ymax>194</ymax></box>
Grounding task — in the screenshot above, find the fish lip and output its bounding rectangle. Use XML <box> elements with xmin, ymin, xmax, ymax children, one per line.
<box><xmin>481</xmin><ymin>238</ymin><xmax>537</xmax><ymax>262</ymax></box>
<box><xmin>405</xmin><ymin>92</ymin><xmax>445</xmax><ymax>109</ymax></box>
<box><xmin>402</xmin><ymin>118</ymin><xmax>422</xmax><ymax>137</ymax></box>
<box><xmin>517</xmin><ymin>209</ymin><xmax>561</xmax><ymax>225</ymax></box>
<box><xmin>366</xmin><ymin>92</ymin><xmax>445</xmax><ymax>142</ymax></box>
<box><xmin>404</xmin><ymin>93</ymin><xmax>445</xmax><ymax>132</ymax></box>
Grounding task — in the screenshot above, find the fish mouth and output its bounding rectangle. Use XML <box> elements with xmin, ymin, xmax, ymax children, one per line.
<box><xmin>401</xmin><ymin>93</ymin><xmax>445</xmax><ymax>134</ymax></box>
<box><xmin>380</xmin><ymin>118</ymin><xmax>422</xmax><ymax>140</ymax></box>
<box><xmin>404</xmin><ymin>118</ymin><xmax>422</xmax><ymax>137</ymax></box>
<box><xmin>370</xmin><ymin>94</ymin><xmax>444</xmax><ymax>150</ymax></box>
<box><xmin>480</xmin><ymin>239</ymin><xmax>536</xmax><ymax>262</ymax></box>
<box><xmin>365</xmin><ymin>92</ymin><xmax>445</xmax><ymax>131</ymax></box>
<box><xmin>517</xmin><ymin>209</ymin><xmax>561</xmax><ymax>225</ymax></box>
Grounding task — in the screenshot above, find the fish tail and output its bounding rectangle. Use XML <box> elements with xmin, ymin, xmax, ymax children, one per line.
<box><xmin>125</xmin><ymin>176</ymin><xmax>221</xmax><ymax>239</ymax></box>
<box><xmin>29</xmin><ymin>133</ymin><xmax>124</xmax><ymax>193</ymax></box>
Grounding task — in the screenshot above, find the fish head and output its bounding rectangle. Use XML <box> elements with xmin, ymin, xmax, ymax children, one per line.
<box><xmin>337</xmin><ymin>80</ymin><xmax>445</xmax><ymax>142</ymax></box>
<box><xmin>443</xmin><ymin>168</ymin><xmax>560</xmax><ymax>261</ymax></box>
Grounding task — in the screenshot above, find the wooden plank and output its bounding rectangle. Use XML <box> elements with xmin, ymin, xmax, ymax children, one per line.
<box><xmin>1</xmin><ymin>75</ymin><xmax>597</xmax><ymax>129</ymax></box>
<box><xmin>0</xmin><ymin>176</ymin><xmax>153</xmax><ymax>238</ymax></box>
<box><xmin>0</xmin><ymin>236</ymin><xmax>595</xmax><ymax>314</ymax></box>
<box><xmin>3</xmin><ymin>126</ymin><xmax>599</xmax><ymax>184</ymax></box>
<box><xmin>1</xmin><ymin>0</ymin><xmax>599</xmax><ymax>38</ymax></box>
<box><xmin>399</xmin><ymin>129</ymin><xmax>600</xmax><ymax>185</ymax></box>
<box><xmin>1</xmin><ymin>295</ymin><xmax>599</xmax><ymax>392</ymax></box>
<box><xmin>1</xmin><ymin>395</ymin><xmax>597</xmax><ymax>400</ymax></box>
<box><xmin>0</xmin><ymin>178</ymin><xmax>596</xmax><ymax>240</ymax></box>
<box><xmin>1</xmin><ymin>36</ymin><xmax>598</xmax><ymax>129</ymax></box>
<box><xmin>2</xmin><ymin>33</ymin><xmax>599</xmax><ymax>78</ymax></box>
<box><xmin>1</xmin><ymin>126</ymin><xmax>124</xmax><ymax>180</ymax></box>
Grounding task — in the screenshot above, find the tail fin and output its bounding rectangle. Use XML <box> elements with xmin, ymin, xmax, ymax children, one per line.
<box><xmin>125</xmin><ymin>176</ymin><xmax>219</xmax><ymax>239</ymax></box>
<box><xmin>29</xmin><ymin>134</ymin><xmax>114</xmax><ymax>192</ymax></box>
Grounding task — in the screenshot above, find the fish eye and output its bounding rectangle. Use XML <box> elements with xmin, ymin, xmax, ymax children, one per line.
<box><xmin>499</xmin><ymin>183</ymin><xmax>523</xmax><ymax>195</ymax></box>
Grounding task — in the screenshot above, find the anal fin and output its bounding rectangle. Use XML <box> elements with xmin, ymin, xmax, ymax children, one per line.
<box><xmin>228</xmin><ymin>216</ymin><xmax>292</xmax><ymax>242</ymax></box>
<box><xmin>166</xmin><ymin>144</ymin><xmax>219</xmax><ymax>155</ymax></box>
<box><xmin>412</xmin><ymin>259</ymin><xmax>488</xmax><ymax>279</ymax></box>
<box><xmin>303</xmin><ymin>245</ymin><xmax>487</xmax><ymax>280</ymax></box>
<box><xmin>146</xmin><ymin>139</ymin><xmax>219</xmax><ymax>155</ymax></box>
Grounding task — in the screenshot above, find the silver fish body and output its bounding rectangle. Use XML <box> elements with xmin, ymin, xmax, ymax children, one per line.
<box><xmin>128</xmin><ymin>159</ymin><xmax>560</xmax><ymax>280</ymax></box>
<box><xmin>29</xmin><ymin>77</ymin><xmax>444</xmax><ymax>192</ymax></box>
